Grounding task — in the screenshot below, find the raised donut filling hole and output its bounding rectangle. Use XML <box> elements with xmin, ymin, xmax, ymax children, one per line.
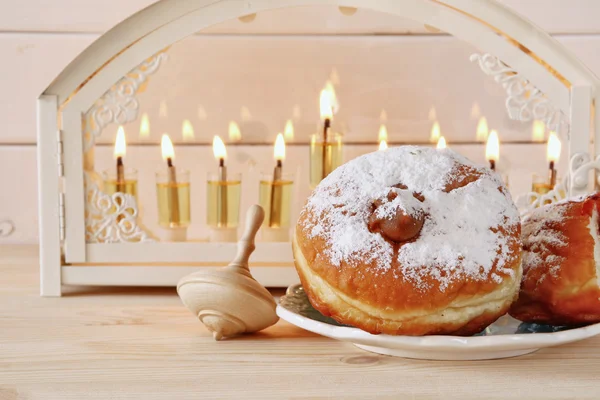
<box><xmin>367</xmin><ymin>184</ymin><xmax>426</xmax><ymax>243</ymax></box>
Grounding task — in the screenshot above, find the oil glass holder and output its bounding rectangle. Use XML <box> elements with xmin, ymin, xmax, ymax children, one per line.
<box><xmin>258</xmin><ymin>172</ymin><xmax>295</xmax><ymax>242</ymax></box>
<box><xmin>102</xmin><ymin>168</ymin><xmax>138</xmax><ymax>198</ymax></box>
<box><xmin>309</xmin><ymin>132</ymin><xmax>343</xmax><ymax>188</ymax></box>
<box><xmin>207</xmin><ymin>172</ymin><xmax>242</xmax><ymax>242</ymax></box>
<box><xmin>155</xmin><ymin>169</ymin><xmax>191</xmax><ymax>242</ymax></box>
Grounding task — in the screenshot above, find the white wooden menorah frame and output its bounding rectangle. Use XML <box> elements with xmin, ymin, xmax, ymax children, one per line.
<box><xmin>37</xmin><ymin>0</ymin><xmax>600</xmax><ymax>296</ymax></box>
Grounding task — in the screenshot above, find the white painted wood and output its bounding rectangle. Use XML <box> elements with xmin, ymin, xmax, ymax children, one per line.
<box><xmin>0</xmin><ymin>33</ymin><xmax>94</xmax><ymax>143</ymax></box>
<box><xmin>62</xmin><ymin>265</ymin><xmax>300</xmax><ymax>287</ymax></box>
<box><xmin>36</xmin><ymin>95</ymin><xmax>62</xmax><ymax>296</ymax></box>
<box><xmin>569</xmin><ymin>85</ymin><xmax>593</xmax><ymax>195</ymax></box>
<box><xmin>61</xmin><ymin>109</ymin><xmax>86</xmax><ymax>263</ymax></box>
<box><xmin>50</xmin><ymin>0</ymin><xmax>580</xmax><ymax>119</ymax></box>
<box><xmin>86</xmin><ymin>242</ymin><xmax>293</xmax><ymax>263</ymax></box>
<box><xmin>2</xmin><ymin>0</ymin><xmax>600</xmax><ymax>34</ymax></box>
<box><xmin>2</xmin><ymin>34</ymin><xmax>600</xmax><ymax>144</ymax></box>
<box><xmin>0</xmin><ymin>143</ymin><xmax>569</xmax><ymax>244</ymax></box>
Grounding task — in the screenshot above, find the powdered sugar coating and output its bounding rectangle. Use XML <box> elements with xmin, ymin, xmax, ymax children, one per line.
<box><xmin>300</xmin><ymin>146</ymin><xmax>520</xmax><ymax>291</ymax></box>
<box><xmin>521</xmin><ymin>201</ymin><xmax>569</xmax><ymax>282</ymax></box>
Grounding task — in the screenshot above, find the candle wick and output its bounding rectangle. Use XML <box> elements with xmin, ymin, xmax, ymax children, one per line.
<box><xmin>489</xmin><ymin>159</ymin><xmax>496</xmax><ymax>171</ymax></box>
<box><xmin>219</xmin><ymin>158</ymin><xmax>225</xmax><ymax>168</ymax></box>
<box><xmin>276</xmin><ymin>159</ymin><xmax>282</xmax><ymax>169</ymax></box>
<box><xmin>167</xmin><ymin>158</ymin><xmax>174</xmax><ymax>168</ymax></box>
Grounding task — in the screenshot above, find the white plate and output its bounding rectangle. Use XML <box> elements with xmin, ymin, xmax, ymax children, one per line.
<box><xmin>276</xmin><ymin>284</ymin><xmax>600</xmax><ymax>360</ymax></box>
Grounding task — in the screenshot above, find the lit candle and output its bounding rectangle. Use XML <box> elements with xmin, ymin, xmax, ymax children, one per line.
<box><xmin>284</xmin><ymin>119</ymin><xmax>294</xmax><ymax>141</ymax></box>
<box><xmin>532</xmin><ymin>120</ymin><xmax>546</xmax><ymax>142</ymax></box>
<box><xmin>114</xmin><ymin>126</ymin><xmax>127</xmax><ymax>193</ymax></box>
<box><xmin>269</xmin><ymin>133</ymin><xmax>286</xmax><ymax>227</ymax></box>
<box><xmin>547</xmin><ymin>131</ymin><xmax>561</xmax><ymax>187</ymax></box>
<box><xmin>213</xmin><ymin>135</ymin><xmax>228</xmax><ymax>226</ymax></box>
<box><xmin>139</xmin><ymin>113</ymin><xmax>150</xmax><ymax>139</ymax></box>
<box><xmin>476</xmin><ymin>117</ymin><xmax>489</xmax><ymax>142</ymax></box>
<box><xmin>161</xmin><ymin>133</ymin><xmax>180</xmax><ymax>224</ymax></box>
<box><xmin>182</xmin><ymin>119</ymin><xmax>194</xmax><ymax>141</ymax></box>
<box><xmin>486</xmin><ymin>130</ymin><xmax>499</xmax><ymax>171</ymax></box>
<box><xmin>430</xmin><ymin>121</ymin><xmax>441</xmax><ymax>143</ymax></box>
<box><xmin>436</xmin><ymin>136</ymin><xmax>447</xmax><ymax>149</ymax></box>
<box><xmin>378</xmin><ymin>124</ymin><xmax>388</xmax><ymax>151</ymax></box>
<box><xmin>229</xmin><ymin>121</ymin><xmax>242</xmax><ymax>142</ymax></box>
<box><xmin>319</xmin><ymin>86</ymin><xmax>334</xmax><ymax>180</ymax></box>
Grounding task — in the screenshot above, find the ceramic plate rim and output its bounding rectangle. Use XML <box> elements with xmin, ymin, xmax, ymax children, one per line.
<box><xmin>276</xmin><ymin>286</ymin><xmax>600</xmax><ymax>352</ymax></box>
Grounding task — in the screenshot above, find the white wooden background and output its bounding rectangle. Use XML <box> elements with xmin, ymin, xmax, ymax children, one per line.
<box><xmin>0</xmin><ymin>0</ymin><xmax>598</xmax><ymax>243</ymax></box>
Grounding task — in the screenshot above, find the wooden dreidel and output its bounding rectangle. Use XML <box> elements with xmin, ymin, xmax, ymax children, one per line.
<box><xmin>177</xmin><ymin>204</ymin><xmax>279</xmax><ymax>340</ymax></box>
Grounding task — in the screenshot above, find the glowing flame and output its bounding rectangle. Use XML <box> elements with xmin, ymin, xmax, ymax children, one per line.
<box><xmin>274</xmin><ymin>133</ymin><xmax>286</xmax><ymax>161</ymax></box>
<box><xmin>284</xmin><ymin>120</ymin><xmax>294</xmax><ymax>141</ymax></box>
<box><xmin>430</xmin><ymin>121</ymin><xmax>441</xmax><ymax>143</ymax></box>
<box><xmin>532</xmin><ymin>120</ymin><xmax>546</xmax><ymax>142</ymax></box>
<box><xmin>139</xmin><ymin>113</ymin><xmax>150</xmax><ymax>138</ymax></box>
<box><xmin>476</xmin><ymin>117</ymin><xmax>489</xmax><ymax>142</ymax></box>
<box><xmin>114</xmin><ymin>126</ymin><xmax>126</xmax><ymax>159</ymax></box>
<box><xmin>378</xmin><ymin>124</ymin><xmax>388</xmax><ymax>142</ymax></box>
<box><xmin>213</xmin><ymin>135</ymin><xmax>227</xmax><ymax>160</ymax></box>
<box><xmin>182</xmin><ymin>119</ymin><xmax>194</xmax><ymax>141</ymax></box>
<box><xmin>379</xmin><ymin>140</ymin><xmax>388</xmax><ymax>151</ymax></box>
<box><xmin>320</xmin><ymin>87</ymin><xmax>334</xmax><ymax>120</ymax></box>
<box><xmin>437</xmin><ymin>136</ymin><xmax>447</xmax><ymax>150</ymax></box>
<box><xmin>228</xmin><ymin>121</ymin><xmax>242</xmax><ymax>142</ymax></box>
<box><xmin>161</xmin><ymin>134</ymin><xmax>174</xmax><ymax>161</ymax></box>
<box><xmin>547</xmin><ymin>132</ymin><xmax>561</xmax><ymax>163</ymax></box>
<box><xmin>486</xmin><ymin>130</ymin><xmax>500</xmax><ymax>162</ymax></box>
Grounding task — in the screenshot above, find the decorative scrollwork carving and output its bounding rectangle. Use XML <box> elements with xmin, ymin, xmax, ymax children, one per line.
<box><xmin>470</xmin><ymin>53</ymin><xmax>569</xmax><ymax>137</ymax></box>
<box><xmin>85</xmin><ymin>174</ymin><xmax>154</xmax><ymax>243</ymax></box>
<box><xmin>515</xmin><ymin>153</ymin><xmax>600</xmax><ymax>214</ymax></box>
<box><xmin>83</xmin><ymin>51</ymin><xmax>168</xmax><ymax>151</ymax></box>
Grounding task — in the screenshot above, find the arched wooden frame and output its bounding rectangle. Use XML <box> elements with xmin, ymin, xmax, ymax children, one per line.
<box><xmin>38</xmin><ymin>0</ymin><xmax>600</xmax><ymax>295</ymax></box>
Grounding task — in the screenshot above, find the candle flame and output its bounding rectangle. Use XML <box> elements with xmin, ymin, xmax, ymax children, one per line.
<box><xmin>274</xmin><ymin>133</ymin><xmax>286</xmax><ymax>161</ymax></box>
<box><xmin>284</xmin><ymin>119</ymin><xmax>294</xmax><ymax>141</ymax></box>
<box><xmin>378</xmin><ymin>124</ymin><xmax>388</xmax><ymax>142</ymax></box>
<box><xmin>182</xmin><ymin>119</ymin><xmax>194</xmax><ymax>141</ymax></box>
<box><xmin>547</xmin><ymin>132</ymin><xmax>561</xmax><ymax>163</ymax></box>
<box><xmin>430</xmin><ymin>121</ymin><xmax>441</xmax><ymax>143</ymax></box>
<box><xmin>114</xmin><ymin>125</ymin><xmax>127</xmax><ymax>158</ymax></box>
<box><xmin>320</xmin><ymin>87</ymin><xmax>334</xmax><ymax>120</ymax></box>
<box><xmin>161</xmin><ymin>134</ymin><xmax>174</xmax><ymax>161</ymax></box>
<box><xmin>228</xmin><ymin>121</ymin><xmax>242</xmax><ymax>142</ymax></box>
<box><xmin>532</xmin><ymin>120</ymin><xmax>546</xmax><ymax>142</ymax></box>
<box><xmin>379</xmin><ymin>140</ymin><xmax>388</xmax><ymax>151</ymax></box>
<box><xmin>476</xmin><ymin>116</ymin><xmax>489</xmax><ymax>142</ymax></box>
<box><xmin>213</xmin><ymin>135</ymin><xmax>227</xmax><ymax>160</ymax></box>
<box><xmin>486</xmin><ymin>130</ymin><xmax>500</xmax><ymax>162</ymax></box>
<box><xmin>437</xmin><ymin>136</ymin><xmax>447</xmax><ymax>150</ymax></box>
<box><xmin>139</xmin><ymin>113</ymin><xmax>150</xmax><ymax>138</ymax></box>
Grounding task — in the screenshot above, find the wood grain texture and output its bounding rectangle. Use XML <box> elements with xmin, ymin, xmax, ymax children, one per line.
<box><xmin>0</xmin><ymin>0</ymin><xmax>599</xmax><ymax>34</ymax></box>
<box><xmin>0</xmin><ymin>245</ymin><xmax>599</xmax><ymax>399</ymax></box>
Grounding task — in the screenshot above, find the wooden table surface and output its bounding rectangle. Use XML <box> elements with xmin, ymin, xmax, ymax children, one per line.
<box><xmin>1</xmin><ymin>246</ymin><xmax>599</xmax><ymax>399</ymax></box>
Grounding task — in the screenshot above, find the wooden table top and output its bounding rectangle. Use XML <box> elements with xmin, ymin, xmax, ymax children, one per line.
<box><xmin>1</xmin><ymin>245</ymin><xmax>599</xmax><ymax>399</ymax></box>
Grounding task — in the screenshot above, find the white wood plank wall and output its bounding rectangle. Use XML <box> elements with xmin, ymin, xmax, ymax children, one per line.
<box><xmin>0</xmin><ymin>1</ymin><xmax>598</xmax><ymax>243</ymax></box>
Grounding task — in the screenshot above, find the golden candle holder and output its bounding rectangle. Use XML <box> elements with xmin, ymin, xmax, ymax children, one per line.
<box><xmin>156</xmin><ymin>169</ymin><xmax>191</xmax><ymax>242</ymax></box>
<box><xmin>259</xmin><ymin>172</ymin><xmax>294</xmax><ymax>242</ymax></box>
<box><xmin>207</xmin><ymin>172</ymin><xmax>241</xmax><ymax>242</ymax></box>
<box><xmin>102</xmin><ymin>168</ymin><xmax>138</xmax><ymax>198</ymax></box>
<box><xmin>309</xmin><ymin>132</ymin><xmax>343</xmax><ymax>188</ymax></box>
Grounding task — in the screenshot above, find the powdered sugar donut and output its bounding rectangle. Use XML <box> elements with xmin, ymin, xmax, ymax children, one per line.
<box><xmin>293</xmin><ymin>146</ymin><xmax>522</xmax><ymax>336</ymax></box>
<box><xmin>509</xmin><ymin>193</ymin><xmax>600</xmax><ymax>325</ymax></box>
